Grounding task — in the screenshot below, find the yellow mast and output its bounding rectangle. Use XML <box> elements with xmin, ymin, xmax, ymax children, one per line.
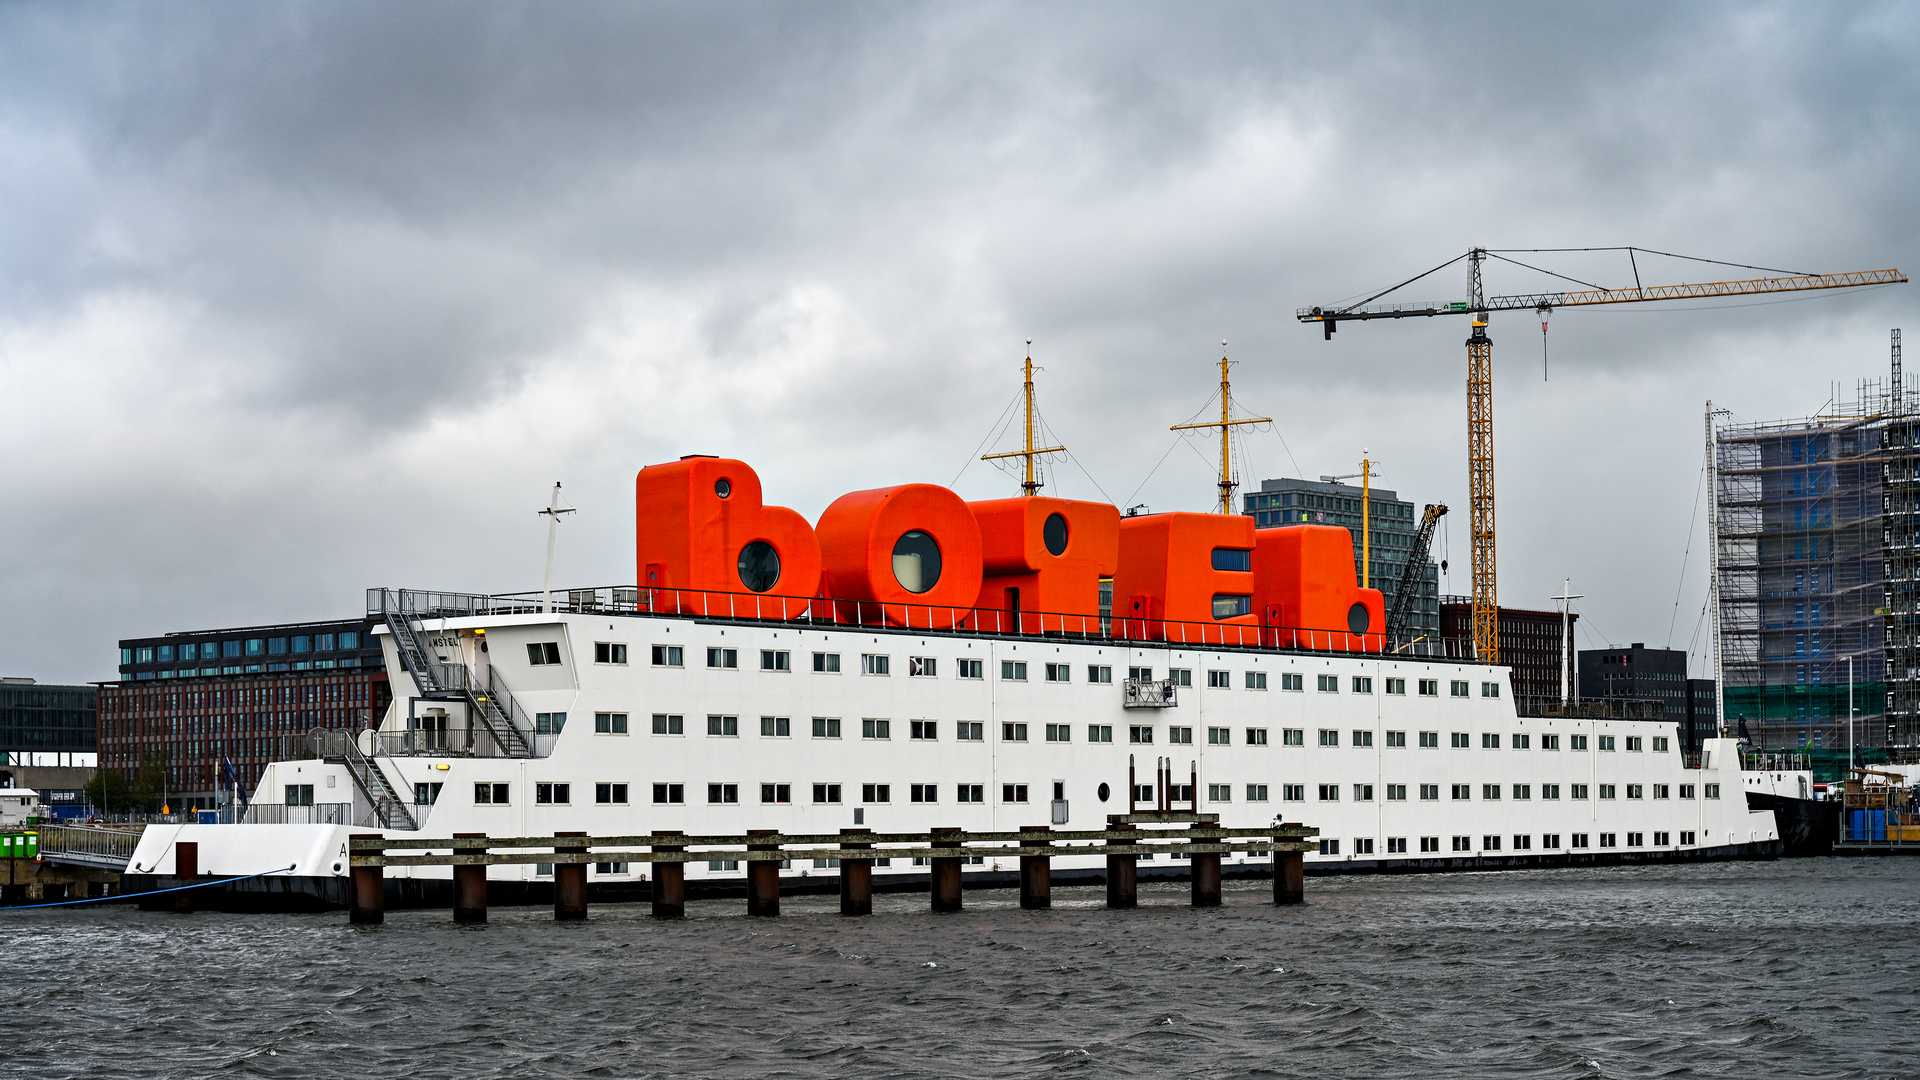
<box><xmin>1360</xmin><ymin>452</ymin><xmax>1375</xmax><ymax>588</ymax></box>
<box><xmin>1171</xmin><ymin>344</ymin><xmax>1271</xmax><ymax>513</ymax></box>
<box><xmin>982</xmin><ymin>341</ymin><xmax>1066</xmax><ymax>495</ymax></box>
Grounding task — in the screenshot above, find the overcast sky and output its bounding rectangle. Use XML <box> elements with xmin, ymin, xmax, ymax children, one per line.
<box><xmin>2</xmin><ymin>1</ymin><xmax>1915</xmax><ymax>684</ymax></box>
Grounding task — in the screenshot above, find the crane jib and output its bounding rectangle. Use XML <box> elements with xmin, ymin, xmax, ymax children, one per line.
<box><xmin>1297</xmin><ymin>268</ymin><xmax>1908</xmax><ymax>323</ymax></box>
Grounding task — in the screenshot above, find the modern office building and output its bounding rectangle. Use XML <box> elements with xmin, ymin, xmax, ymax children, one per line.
<box><xmin>1244</xmin><ymin>477</ymin><xmax>1440</xmax><ymax>641</ymax></box>
<box><xmin>1578</xmin><ymin>643</ymin><xmax>1717</xmax><ymax>754</ymax></box>
<box><xmin>1441</xmin><ymin>603</ymin><xmax>1575</xmax><ymax>707</ymax></box>
<box><xmin>0</xmin><ymin>678</ymin><xmax>96</xmax><ymax>763</ymax></box>
<box><xmin>97</xmin><ymin>618</ymin><xmax>391</xmax><ymax>808</ymax></box>
<box><xmin>1714</xmin><ymin>333</ymin><xmax>1917</xmax><ymax>753</ymax></box>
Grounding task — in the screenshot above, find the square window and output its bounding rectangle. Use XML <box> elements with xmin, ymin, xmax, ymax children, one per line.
<box><xmin>1542</xmin><ymin>734</ymin><xmax>1561</xmax><ymax>750</ymax></box>
<box><xmin>1482</xmin><ymin>783</ymin><xmax>1501</xmax><ymax>800</ymax></box>
<box><xmin>706</xmin><ymin>647</ymin><xmax>738</xmax><ymax>669</ymax></box>
<box><xmin>1246</xmin><ymin>727</ymin><xmax>1268</xmax><ymax>745</ymax></box>
<box><xmin>1246</xmin><ymin>784</ymin><xmax>1269</xmax><ymax>802</ymax></box>
<box><xmin>910</xmin><ymin>656</ymin><xmax>937</xmax><ymax>677</ymax></box>
<box><xmin>1352</xmin><ymin>676</ymin><xmax>1373</xmax><ymax>694</ymax></box>
<box><xmin>1385</xmin><ymin>731</ymin><xmax>1406</xmax><ymax>747</ymax></box>
<box><xmin>1245</xmin><ymin>671</ymin><xmax>1268</xmax><ymax>690</ymax></box>
<box><xmin>1168</xmin><ymin>668</ymin><xmax>1193</xmax><ymax>687</ymax></box>
<box><xmin>911</xmin><ymin>720</ymin><xmax>938</xmax><ymax>740</ymax></box>
<box><xmin>1045</xmin><ymin>663</ymin><xmax>1070</xmax><ymax>682</ymax></box>
<box><xmin>1352</xmin><ymin>730</ymin><xmax>1374</xmax><ymax>747</ymax></box>
<box><xmin>1705</xmin><ymin>783</ymin><xmax>1721</xmax><ymax>799</ymax></box>
<box><xmin>1419</xmin><ymin>784</ymin><xmax>1439</xmax><ymax>800</ymax></box>
<box><xmin>1317</xmin><ymin>674</ymin><xmax>1338</xmax><ymax>692</ymax></box>
<box><xmin>652</xmin><ymin>783</ymin><xmax>684</xmax><ymax>804</ymax></box>
<box><xmin>1483</xmin><ymin>835</ymin><xmax>1501</xmax><ymax>851</ymax></box>
<box><xmin>1653</xmin><ymin>784</ymin><xmax>1670</xmax><ymax>799</ymax></box>
<box><xmin>1626</xmin><ymin>736</ymin><xmax>1644</xmax><ymax>752</ymax></box>
<box><xmin>1169</xmin><ymin>726</ymin><xmax>1193</xmax><ymax>745</ymax></box>
<box><xmin>1420</xmin><ymin>837</ymin><xmax>1440</xmax><ymax>852</ymax></box>
<box><xmin>1653</xmin><ymin>736</ymin><xmax>1670</xmax><ymax>753</ymax></box>
<box><xmin>1450</xmin><ymin>680</ymin><xmax>1469</xmax><ymax>697</ymax></box>
<box><xmin>1511</xmin><ymin>733</ymin><xmax>1530</xmax><ymax>750</ymax></box>
<box><xmin>651</xmin><ymin>713</ymin><xmax>683</xmax><ymax>735</ymax></box>
<box><xmin>862</xmin><ymin>718</ymin><xmax>892</xmax><ymax>740</ymax></box>
<box><xmin>536</xmin><ymin>782</ymin><xmax>569</xmax><ymax>805</ymax></box>
<box><xmin>862</xmin><ymin>783</ymin><xmax>891</xmax><ymax>804</ymax></box>
<box><xmin>1572</xmin><ymin>783</ymin><xmax>1589</xmax><ymax>799</ymax></box>
<box><xmin>708</xmin><ymin>783</ymin><xmax>740</xmax><ymax>804</ymax></box>
<box><xmin>1627</xmin><ymin>784</ymin><xmax>1644</xmax><ymax>799</ymax></box>
<box><xmin>760</xmin><ymin>783</ymin><xmax>792</xmax><ymax>804</ymax></box>
<box><xmin>958</xmin><ymin>659</ymin><xmax>983</xmax><ymax>679</ymax></box>
<box><xmin>1418</xmin><ymin>679</ymin><xmax>1438</xmax><ymax>696</ymax></box>
<box><xmin>1208</xmin><ymin>783</ymin><xmax>1232</xmax><ymax>802</ymax></box>
<box><xmin>861</xmin><ymin>654</ymin><xmax>890</xmax><ymax>675</ymax></box>
<box><xmin>760</xmin><ymin>716</ymin><xmax>791</xmax><ymax>737</ymax></box>
<box><xmin>1087</xmin><ymin>665</ymin><xmax>1112</xmax><ymax>684</ymax></box>
<box><xmin>1318</xmin><ymin>784</ymin><xmax>1340</xmax><ymax>801</ymax></box>
<box><xmin>597</xmin><ymin>783</ymin><xmax>629</xmax><ymax>805</ymax></box>
<box><xmin>956</xmin><ymin>721</ymin><xmax>985</xmax><ymax>741</ymax></box>
<box><xmin>1318</xmin><ymin>839</ymin><xmax>1341</xmax><ymax>856</ymax></box>
<box><xmin>1282</xmin><ymin>673</ymin><xmax>1304</xmax><ymax>691</ymax></box>
<box><xmin>1481</xmin><ymin>733</ymin><xmax>1499</xmax><ymax>749</ymax></box>
<box><xmin>1451</xmin><ymin>784</ymin><xmax>1470</xmax><ymax>801</ymax></box>
<box><xmin>594</xmin><ymin>712</ymin><xmax>628</xmax><ymax>734</ymax></box>
<box><xmin>1599</xmin><ymin>735</ymin><xmax>1616</xmax><ymax>751</ymax></box>
<box><xmin>760</xmin><ymin>650</ymin><xmax>790</xmax><ymax>671</ymax></box>
<box><xmin>1513</xmin><ymin>784</ymin><xmax>1531</xmax><ymax>800</ymax></box>
<box><xmin>1046</xmin><ymin>723</ymin><xmax>1071</xmax><ymax>742</ymax></box>
<box><xmin>652</xmin><ymin>645</ymin><xmax>684</xmax><ymax>667</ymax></box>
<box><xmin>707</xmin><ymin>714</ymin><xmax>740</xmax><ymax>737</ymax></box>
<box><xmin>1002</xmin><ymin>784</ymin><xmax>1028</xmax><ymax>803</ymax></box>
<box><xmin>1283</xmin><ymin>728</ymin><xmax>1304</xmax><ymax>746</ymax></box>
<box><xmin>1002</xmin><ymin>722</ymin><xmax>1029</xmax><ymax>742</ymax></box>
<box><xmin>1385</xmin><ymin>784</ymin><xmax>1406</xmax><ymax>801</ymax></box>
<box><xmin>1419</xmin><ymin>731</ymin><xmax>1439</xmax><ymax>748</ymax></box>
<box><xmin>1543</xmin><ymin>783</ymin><xmax>1561</xmax><ymax>800</ymax></box>
<box><xmin>1001</xmin><ymin>660</ymin><xmax>1027</xmax><ymax>681</ymax></box>
<box><xmin>527</xmin><ymin>642</ymin><xmax>563</xmax><ymax>666</ymax></box>
<box><xmin>1208</xmin><ymin>726</ymin><xmax>1231</xmax><ymax>745</ymax></box>
<box><xmin>595</xmin><ymin>642</ymin><xmax>629</xmax><ymax>665</ymax></box>
<box><xmin>813</xmin><ymin>783</ymin><xmax>843</xmax><ymax>804</ymax></box>
<box><xmin>1282</xmin><ymin>784</ymin><xmax>1304</xmax><ymax>801</ymax></box>
<box><xmin>1452</xmin><ymin>836</ymin><xmax>1472</xmax><ymax>851</ymax></box>
<box><xmin>1481</xmin><ymin>681</ymin><xmax>1500</xmax><ymax>698</ymax></box>
<box><xmin>1087</xmin><ymin>724</ymin><xmax>1113</xmax><ymax>743</ymax></box>
<box><xmin>471</xmin><ymin>783</ymin><xmax>506</xmax><ymax>804</ymax></box>
<box><xmin>812</xmin><ymin>716</ymin><xmax>842</xmax><ymax>739</ymax></box>
<box><xmin>910</xmin><ymin>783</ymin><xmax>937</xmax><ymax>803</ymax></box>
<box><xmin>1386</xmin><ymin>678</ymin><xmax>1406</xmax><ymax>695</ymax></box>
<box><xmin>1129</xmin><ymin>725</ymin><xmax>1154</xmax><ymax>744</ymax></box>
<box><xmin>1318</xmin><ymin>729</ymin><xmax>1339</xmax><ymax>747</ymax></box>
<box><xmin>1599</xmin><ymin>784</ymin><xmax>1617</xmax><ymax>799</ymax></box>
<box><xmin>1571</xmin><ymin>734</ymin><xmax>1589</xmax><ymax>750</ymax></box>
<box><xmin>813</xmin><ymin>652</ymin><xmax>841</xmax><ymax>672</ymax></box>
<box><xmin>957</xmin><ymin>784</ymin><xmax>984</xmax><ymax>803</ymax></box>
<box><xmin>1354</xmin><ymin>838</ymin><xmax>1375</xmax><ymax>855</ymax></box>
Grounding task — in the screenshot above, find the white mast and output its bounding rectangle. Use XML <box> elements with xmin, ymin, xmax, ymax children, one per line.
<box><xmin>1551</xmin><ymin>579</ymin><xmax>1583</xmax><ymax>705</ymax></box>
<box><xmin>1706</xmin><ymin>402</ymin><xmax>1726</xmax><ymax>736</ymax></box>
<box><xmin>539</xmin><ymin>482</ymin><xmax>577</xmax><ymax>614</ymax></box>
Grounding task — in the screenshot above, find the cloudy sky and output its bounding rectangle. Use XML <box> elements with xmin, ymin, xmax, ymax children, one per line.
<box><xmin>2</xmin><ymin>1</ymin><xmax>1915</xmax><ymax>684</ymax></box>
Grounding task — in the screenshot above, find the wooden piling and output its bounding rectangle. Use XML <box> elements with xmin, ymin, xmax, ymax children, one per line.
<box><xmin>349</xmin><ymin>832</ymin><xmax>385</xmax><ymax>925</ymax></box>
<box><xmin>554</xmin><ymin>831</ymin><xmax>588</xmax><ymax>921</ymax></box>
<box><xmin>747</xmin><ymin>829</ymin><xmax>781</xmax><ymax>916</ymax></box>
<box><xmin>453</xmin><ymin>832</ymin><xmax>487</xmax><ymax>923</ymax></box>
<box><xmin>651</xmin><ymin>829</ymin><xmax>684</xmax><ymax>919</ymax></box>
<box><xmin>839</xmin><ymin>828</ymin><xmax>873</xmax><ymax>916</ymax></box>
<box><xmin>1019</xmin><ymin>825</ymin><xmax>1051</xmax><ymax>910</ymax></box>
<box><xmin>930</xmin><ymin>826</ymin><xmax>963</xmax><ymax>913</ymax></box>
<box><xmin>1106</xmin><ymin>822</ymin><xmax>1137</xmax><ymax>909</ymax></box>
<box><xmin>172</xmin><ymin>841</ymin><xmax>198</xmax><ymax>914</ymax></box>
<box><xmin>1274</xmin><ymin>846</ymin><xmax>1305</xmax><ymax>905</ymax></box>
<box><xmin>1190</xmin><ymin>822</ymin><xmax>1221</xmax><ymax>907</ymax></box>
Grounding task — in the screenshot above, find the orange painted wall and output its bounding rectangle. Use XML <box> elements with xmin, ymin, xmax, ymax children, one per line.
<box><xmin>1111</xmin><ymin>513</ymin><xmax>1258</xmax><ymax>641</ymax></box>
<box><xmin>816</xmin><ymin>483</ymin><xmax>984</xmax><ymax>629</ymax></box>
<box><xmin>634</xmin><ymin>456</ymin><xmax>821</xmax><ymax>618</ymax></box>
<box><xmin>1251</xmin><ymin>525</ymin><xmax>1385</xmax><ymax>652</ymax></box>
<box><xmin>968</xmin><ymin>497</ymin><xmax>1120</xmax><ymax>632</ymax></box>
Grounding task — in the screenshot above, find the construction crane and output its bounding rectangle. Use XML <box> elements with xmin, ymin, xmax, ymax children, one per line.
<box><xmin>1300</xmin><ymin>248</ymin><xmax>1907</xmax><ymax>663</ymax></box>
<box><xmin>1385</xmin><ymin>503</ymin><xmax>1448</xmax><ymax>650</ymax></box>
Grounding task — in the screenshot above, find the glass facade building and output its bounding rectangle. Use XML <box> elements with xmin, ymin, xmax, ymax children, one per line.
<box><xmin>1244</xmin><ymin>477</ymin><xmax>1440</xmax><ymax>641</ymax></box>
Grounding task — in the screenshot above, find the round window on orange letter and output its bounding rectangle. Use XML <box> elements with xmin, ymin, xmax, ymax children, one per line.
<box><xmin>738</xmin><ymin>541</ymin><xmax>780</xmax><ymax>592</ymax></box>
<box><xmin>892</xmin><ymin>530</ymin><xmax>942</xmax><ymax>593</ymax></box>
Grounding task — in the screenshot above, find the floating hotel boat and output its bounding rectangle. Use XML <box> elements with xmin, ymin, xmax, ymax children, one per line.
<box><xmin>120</xmin><ymin>444</ymin><xmax>1783</xmax><ymax>911</ymax></box>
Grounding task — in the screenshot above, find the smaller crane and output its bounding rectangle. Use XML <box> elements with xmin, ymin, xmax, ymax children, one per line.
<box><xmin>1385</xmin><ymin>503</ymin><xmax>1448</xmax><ymax>651</ymax></box>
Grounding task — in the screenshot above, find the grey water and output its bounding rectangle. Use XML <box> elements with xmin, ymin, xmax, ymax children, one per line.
<box><xmin>5</xmin><ymin>860</ymin><xmax>1919</xmax><ymax>1079</ymax></box>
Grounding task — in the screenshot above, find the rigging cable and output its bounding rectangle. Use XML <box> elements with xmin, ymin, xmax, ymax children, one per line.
<box><xmin>1667</xmin><ymin>446</ymin><xmax>1710</xmax><ymax>648</ymax></box>
<box><xmin>948</xmin><ymin>385</ymin><xmax>1027</xmax><ymax>489</ymax></box>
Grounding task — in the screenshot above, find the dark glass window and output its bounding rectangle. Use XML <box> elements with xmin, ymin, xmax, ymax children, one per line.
<box><xmin>316</xmin><ymin>634</ymin><xmax>335</xmax><ymax>651</ymax></box>
<box><xmin>245</xmin><ymin>639</ymin><xmax>264</xmax><ymax>656</ymax></box>
<box><xmin>222</xmin><ymin>640</ymin><xmax>241</xmax><ymax>658</ymax></box>
<box><xmin>339</xmin><ymin>631</ymin><xmax>359</xmax><ymax>649</ymax></box>
<box><xmin>1043</xmin><ymin>513</ymin><xmax>1069</xmax><ymax>556</ymax></box>
<box><xmin>737</xmin><ymin>540</ymin><xmax>781</xmax><ymax>592</ymax></box>
<box><xmin>892</xmin><ymin>530</ymin><xmax>941</xmax><ymax>593</ymax></box>
<box><xmin>1210</xmin><ymin>548</ymin><xmax>1252</xmax><ymax>572</ymax></box>
<box><xmin>1212</xmin><ymin>595</ymin><xmax>1252</xmax><ymax>619</ymax></box>
<box><xmin>267</xmin><ymin>638</ymin><xmax>288</xmax><ymax>655</ymax></box>
<box><xmin>156</xmin><ymin>645</ymin><xmax>175</xmax><ymax>662</ymax></box>
<box><xmin>292</xmin><ymin>636</ymin><xmax>311</xmax><ymax>653</ymax></box>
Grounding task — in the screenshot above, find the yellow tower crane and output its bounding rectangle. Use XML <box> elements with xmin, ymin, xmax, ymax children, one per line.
<box><xmin>1300</xmin><ymin>248</ymin><xmax>1906</xmax><ymax>664</ymax></box>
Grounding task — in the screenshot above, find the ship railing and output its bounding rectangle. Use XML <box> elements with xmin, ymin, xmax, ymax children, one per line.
<box><xmin>241</xmin><ymin>802</ymin><xmax>352</xmax><ymax>826</ymax></box>
<box><xmin>370</xmin><ymin>586</ymin><xmax>1396</xmax><ymax>656</ymax></box>
<box><xmin>34</xmin><ymin>824</ymin><xmax>143</xmax><ymax>869</ymax></box>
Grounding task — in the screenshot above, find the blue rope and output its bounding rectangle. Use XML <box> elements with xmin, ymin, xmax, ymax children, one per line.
<box><xmin>0</xmin><ymin>865</ymin><xmax>299</xmax><ymax>911</ymax></box>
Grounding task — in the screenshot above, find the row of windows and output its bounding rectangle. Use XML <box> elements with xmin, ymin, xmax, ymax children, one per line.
<box><xmin>625</xmin><ymin>644</ymin><xmax>1502</xmax><ymax>697</ymax></box>
<box><xmin>1308</xmin><ymin>782</ymin><xmax>1719</xmax><ymax>802</ymax></box>
<box><xmin>124</xmin><ymin>632</ymin><xmax>360</xmax><ymax>665</ymax></box>
<box><xmin>467</xmin><ymin>779</ymin><xmax>1722</xmax><ymax>807</ymax></box>
<box><xmin>607</xmin><ymin>712</ymin><xmax>1673</xmax><ymax>754</ymax></box>
<box><xmin>128</xmin><ymin>657</ymin><xmax>365</xmax><ymax>680</ymax></box>
<box><xmin>1319</xmin><ymin>830</ymin><xmax>1696</xmax><ymax>855</ymax></box>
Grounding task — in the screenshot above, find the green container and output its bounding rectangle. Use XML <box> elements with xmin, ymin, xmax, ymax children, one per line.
<box><xmin>23</xmin><ymin>832</ymin><xmax>37</xmax><ymax>859</ymax></box>
<box><xmin>0</xmin><ymin>834</ymin><xmax>13</xmax><ymax>858</ymax></box>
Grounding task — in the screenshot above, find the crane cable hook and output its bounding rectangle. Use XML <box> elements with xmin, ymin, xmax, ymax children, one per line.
<box><xmin>1538</xmin><ymin>303</ymin><xmax>1553</xmax><ymax>380</ymax></box>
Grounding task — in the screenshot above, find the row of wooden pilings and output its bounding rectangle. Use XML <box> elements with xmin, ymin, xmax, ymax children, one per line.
<box><xmin>348</xmin><ymin>814</ymin><xmax>1315</xmax><ymax>924</ymax></box>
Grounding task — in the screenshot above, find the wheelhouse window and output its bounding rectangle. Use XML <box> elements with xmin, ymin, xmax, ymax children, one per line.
<box><xmin>526</xmin><ymin>642</ymin><xmax>563</xmax><ymax>666</ymax></box>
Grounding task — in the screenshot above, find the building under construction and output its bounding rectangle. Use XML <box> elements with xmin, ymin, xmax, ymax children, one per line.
<box><xmin>1715</xmin><ymin>330</ymin><xmax>1919</xmax><ymax>756</ymax></box>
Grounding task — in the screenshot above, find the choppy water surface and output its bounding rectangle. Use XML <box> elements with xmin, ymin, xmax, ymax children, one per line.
<box><xmin>6</xmin><ymin>860</ymin><xmax>1920</xmax><ymax>1079</ymax></box>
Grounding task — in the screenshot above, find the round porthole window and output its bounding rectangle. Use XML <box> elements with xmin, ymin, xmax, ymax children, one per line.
<box><xmin>1347</xmin><ymin>602</ymin><xmax>1370</xmax><ymax>635</ymax></box>
<box><xmin>1097</xmin><ymin>782</ymin><xmax>1111</xmax><ymax>803</ymax></box>
<box><xmin>891</xmin><ymin>530</ymin><xmax>942</xmax><ymax>593</ymax></box>
<box><xmin>738</xmin><ymin>541</ymin><xmax>780</xmax><ymax>593</ymax></box>
<box><xmin>714</xmin><ymin>477</ymin><xmax>732</xmax><ymax>499</ymax></box>
<box><xmin>1043</xmin><ymin>512</ymin><xmax>1069</xmax><ymax>556</ymax></box>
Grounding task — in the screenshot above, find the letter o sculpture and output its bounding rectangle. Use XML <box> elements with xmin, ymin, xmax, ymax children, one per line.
<box><xmin>817</xmin><ymin>484</ymin><xmax>984</xmax><ymax>629</ymax></box>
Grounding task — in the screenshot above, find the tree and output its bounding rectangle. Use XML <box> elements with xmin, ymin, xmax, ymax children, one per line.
<box><xmin>84</xmin><ymin>769</ymin><xmax>132</xmax><ymax>814</ymax></box>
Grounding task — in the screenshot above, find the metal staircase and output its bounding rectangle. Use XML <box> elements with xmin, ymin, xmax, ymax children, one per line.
<box><xmin>376</xmin><ymin>590</ymin><xmax>536</xmax><ymax>758</ymax></box>
<box><xmin>310</xmin><ymin>729</ymin><xmax>418</xmax><ymax>830</ymax></box>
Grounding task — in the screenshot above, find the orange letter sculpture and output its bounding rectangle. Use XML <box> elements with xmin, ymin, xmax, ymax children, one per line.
<box><xmin>1251</xmin><ymin>525</ymin><xmax>1384</xmax><ymax>652</ymax></box>
<box><xmin>816</xmin><ymin>484</ymin><xmax>984</xmax><ymax>629</ymax></box>
<box><xmin>634</xmin><ymin>456</ymin><xmax>822</xmax><ymax>619</ymax></box>
<box><xmin>968</xmin><ymin>497</ymin><xmax>1120</xmax><ymax>633</ymax></box>
<box><xmin>1111</xmin><ymin>513</ymin><xmax>1259</xmax><ymax>644</ymax></box>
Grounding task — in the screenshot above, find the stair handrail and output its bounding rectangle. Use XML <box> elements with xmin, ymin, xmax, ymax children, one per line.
<box><xmin>317</xmin><ymin>728</ymin><xmax>419</xmax><ymax>831</ymax></box>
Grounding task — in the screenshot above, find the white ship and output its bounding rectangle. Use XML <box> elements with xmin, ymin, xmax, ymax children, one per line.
<box><xmin>126</xmin><ymin>446</ymin><xmax>1781</xmax><ymax>909</ymax></box>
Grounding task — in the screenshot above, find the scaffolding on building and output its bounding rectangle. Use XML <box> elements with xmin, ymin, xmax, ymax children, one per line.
<box><xmin>1715</xmin><ymin>331</ymin><xmax>1920</xmax><ymax>755</ymax></box>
